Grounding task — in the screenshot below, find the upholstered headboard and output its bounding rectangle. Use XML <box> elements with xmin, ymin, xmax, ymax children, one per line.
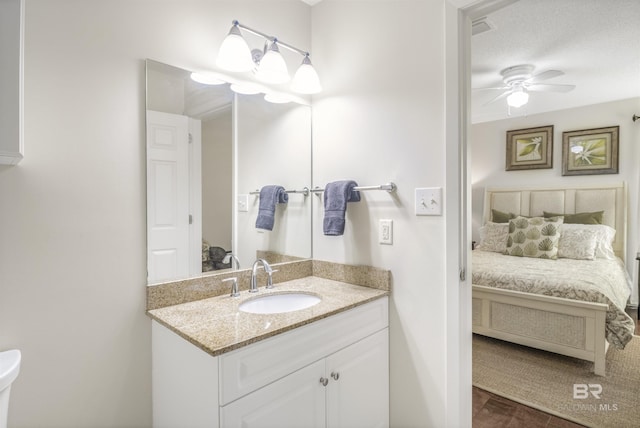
<box><xmin>483</xmin><ymin>183</ymin><xmax>627</xmax><ymax>262</ymax></box>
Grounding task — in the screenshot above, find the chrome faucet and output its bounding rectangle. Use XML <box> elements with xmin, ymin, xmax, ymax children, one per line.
<box><xmin>224</xmin><ymin>253</ymin><xmax>241</xmax><ymax>270</ymax></box>
<box><xmin>250</xmin><ymin>259</ymin><xmax>274</xmax><ymax>293</ymax></box>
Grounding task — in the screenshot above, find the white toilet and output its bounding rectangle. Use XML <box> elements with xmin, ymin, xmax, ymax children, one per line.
<box><xmin>0</xmin><ymin>350</ymin><xmax>21</xmax><ymax>428</ymax></box>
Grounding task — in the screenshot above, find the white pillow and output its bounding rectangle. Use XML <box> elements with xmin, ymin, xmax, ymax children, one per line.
<box><xmin>476</xmin><ymin>222</ymin><xmax>509</xmax><ymax>253</ymax></box>
<box><xmin>558</xmin><ymin>225</ymin><xmax>598</xmax><ymax>260</ymax></box>
<box><xmin>561</xmin><ymin>223</ymin><xmax>617</xmax><ymax>260</ymax></box>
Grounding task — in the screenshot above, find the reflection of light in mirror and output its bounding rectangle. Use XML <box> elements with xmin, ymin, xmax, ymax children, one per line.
<box><xmin>190</xmin><ymin>72</ymin><xmax>226</xmax><ymax>85</ymax></box>
<box><xmin>230</xmin><ymin>83</ymin><xmax>263</xmax><ymax>95</ymax></box>
<box><xmin>264</xmin><ymin>93</ymin><xmax>292</xmax><ymax>104</ymax></box>
<box><xmin>571</xmin><ymin>145</ymin><xmax>584</xmax><ymax>154</ymax></box>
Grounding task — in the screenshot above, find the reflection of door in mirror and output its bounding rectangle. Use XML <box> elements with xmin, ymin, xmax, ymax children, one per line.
<box><xmin>145</xmin><ymin>60</ymin><xmax>313</xmax><ymax>285</ymax></box>
<box><xmin>146</xmin><ymin>60</ymin><xmax>233</xmax><ymax>284</ymax></box>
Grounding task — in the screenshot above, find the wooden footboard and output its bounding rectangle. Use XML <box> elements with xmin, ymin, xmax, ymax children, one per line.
<box><xmin>472</xmin><ymin>285</ymin><xmax>609</xmax><ymax>376</ymax></box>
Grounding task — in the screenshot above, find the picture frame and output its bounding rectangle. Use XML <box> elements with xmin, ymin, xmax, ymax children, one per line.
<box><xmin>505</xmin><ymin>125</ymin><xmax>553</xmax><ymax>171</ymax></box>
<box><xmin>562</xmin><ymin>126</ymin><xmax>619</xmax><ymax>176</ymax></box>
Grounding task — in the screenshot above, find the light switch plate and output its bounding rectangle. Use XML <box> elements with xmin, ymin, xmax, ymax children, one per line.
<box><xmin>415</xmin><ymin>187</ymin><xmax>442</xmax><ymax>216</ymax></box>
<box><xmin>379</xmin><ymin>219</ymin><xmax>393</xmax><ymax>245</ymax></box>
<box><xmin>237</xmin><ymin>194</ymin><xmax>249</xmax><ymax>212</ymax></box>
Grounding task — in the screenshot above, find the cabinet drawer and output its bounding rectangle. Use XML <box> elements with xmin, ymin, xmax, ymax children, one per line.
<box><xmin>219</xmin><ymin>296</ymin><xmax>388</xmax><ymax>405</ymax></box>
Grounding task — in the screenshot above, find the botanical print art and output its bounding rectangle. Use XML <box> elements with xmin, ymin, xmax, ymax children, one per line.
<box><xmin>562</xmin><ymin>126</ymin><xmax>619</xmax><ymax>176</ymax></box>
<box><xmin>516</xmin><ymin>136</ymin><xmax>543</xmax><ymax>162</ymax></box>
<box><xmin>506</xmin><ymin>125</ymin><xmax>553</xmax><ymax>170</ymax></box>
<box><xmin>568</xmin><ymin>135</ymin><xmax>611</xmax><ymax>168</ymax></box>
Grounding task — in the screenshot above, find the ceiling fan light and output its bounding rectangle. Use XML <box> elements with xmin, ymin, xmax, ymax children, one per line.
<box><xmin>216</xmin><ymin>24</ymin><xmax>255</xmax><ymax>72</ymax></box>
<box><xmin>507</xmin><ymin>87</ymin><xmax>529</xmax><ymax>108</ymax></box>
<box><xmin>291</xmin><ymin>55</ymin><xmax>322</xmax><ymax>94</ymax></box>
<box><xmin>256</xmin><ymin>41</ymin><xmax>290</xmax><ymax>84</ymax></box>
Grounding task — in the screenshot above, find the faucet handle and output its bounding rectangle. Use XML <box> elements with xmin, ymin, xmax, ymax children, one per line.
<box><xmin>266</xmin><ymin>269</ymin><xmax>278</xmax><ymax>289</ymax></box>
<box><xmin>222</xmin><ymin>277</ymin><xmax>239</xmax><ymax>297</ymax></box>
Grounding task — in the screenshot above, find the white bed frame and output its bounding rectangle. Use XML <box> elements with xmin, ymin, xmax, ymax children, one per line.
<box><xmin>472</xmin><ymin>183</ymin><xmax>627</xmax><ymax>376</ymax></box>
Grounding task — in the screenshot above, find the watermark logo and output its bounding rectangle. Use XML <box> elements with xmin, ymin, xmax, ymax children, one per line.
<box><xmin>573</xmin><ymin>383</ymin><xmax>602</xmax><ymax>399</ymax></box>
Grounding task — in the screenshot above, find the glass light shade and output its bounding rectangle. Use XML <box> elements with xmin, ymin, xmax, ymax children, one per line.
<box><xmin>216</xmin><ymin>25</ymin><xmax>254</xmax><ymax>72</ymax></box>
<box><xmin>291</xmin><ymin>56</ymin><xmax>321</xmax><ymax>94</ymax></box>
<box><xmin>507</xmin><ymin>87</ymin><xmax>529</xmax><ymax>108</ymax></box>
<box><xmin>264</xmin><ymin>93</ymin><xmax>291</xmax><ymax>104</ymax></box>
<box><xmin>190</xmin><ymin>72</ymin><xmax>225</xmax><ymax>85</ymax></box>
<box><xmin>230</xmin><ymin>83</ymin><xmax>263</xmax><ymax>95</ymax></box>
<box><xmin>256</xmin><ymin>42</ymin><xmax>290</xmax><ymax>84</ymax></box>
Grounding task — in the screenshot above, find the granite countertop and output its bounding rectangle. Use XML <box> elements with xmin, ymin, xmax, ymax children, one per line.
<box><xmin>147</xmin><ymin>276</ymin><xmax>389</xmax><ymax>357</ymax></box>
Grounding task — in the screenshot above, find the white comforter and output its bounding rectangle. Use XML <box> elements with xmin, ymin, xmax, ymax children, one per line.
<box><xmin>472</xmin><ymin>250</ymin><xmax>635</xmax><ymax>349</ymax></box>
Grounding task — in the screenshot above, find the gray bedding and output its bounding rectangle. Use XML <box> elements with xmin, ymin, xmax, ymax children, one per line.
<box><xmin>472</xmin><ymin>250</ymin><xmax>635</xmax><ymax>349</ymax></box>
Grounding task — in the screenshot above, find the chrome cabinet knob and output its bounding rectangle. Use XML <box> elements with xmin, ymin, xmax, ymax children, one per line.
<box><xmin>319</xmin><ymin>377</ymin><xmax>329</xmax><ymax>386</ymax></box>
<box><xmin>331</xmin><ymin>372</ymin><xmax>340</xmax><ymax>381</ymax></box>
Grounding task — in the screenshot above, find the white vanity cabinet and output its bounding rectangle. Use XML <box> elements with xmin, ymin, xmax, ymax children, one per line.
<box><xmin>151</xmin><ymin>297</ymin><xmax>389</xmax><ymax>428</ymax></box>
<box><xmin>220</xmin><ymin>329</ymin><xmax>389</xmax><ymax>428</ymax></box>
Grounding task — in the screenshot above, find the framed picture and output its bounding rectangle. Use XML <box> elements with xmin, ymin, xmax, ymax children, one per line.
<box><xmin>505</xmin><ymin>125</ymin><xmax>553</xmax><ymax>171</ymax></box>
<box><xmin>562</xmin><ymin>126</ymin><xmax>619</xmax><ymax>176</ymax></box>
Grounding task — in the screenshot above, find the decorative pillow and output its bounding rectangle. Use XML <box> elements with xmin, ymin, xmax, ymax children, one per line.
<box><xmin>543</xmin><ymin>210</ymin><xmax>604</xmax><ymax>225</ymax></box>
<box><xmin>505</xmin><ymin>216</ymin><xmax>564</xmax><ymax>259</ymax></box>
<box><xmin>476</xmin><ymin>222</ymin><xmax>509</xmax><ymax>253</ymax></box>
<box><xmin>558</xmin><ymin>225</ymin><xmax>598</xmax><ymax>260</ymax></box>
<box><xmin>559</xmin><ymin>224</ymin><xmax>616</xmax><ymax>259</ymax></box>
<box><xmin>491</xmin><ymin>209</ymin><xmax>517</xmax><ymax>223</ymax></box>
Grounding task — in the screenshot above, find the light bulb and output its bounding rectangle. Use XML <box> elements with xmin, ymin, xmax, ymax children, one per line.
<box><xmin>291</xmin><ymin>55</ymin><xmax>321</xmax><ymax>94</ymax></box>
<box><xmin>256</xmin><ymin>41</ymin><xmax>290</xmax><ymax>84</ymax></box>
<box><xmin>507</xmin><ymin>87</ymin><xmax>529</xmax><ymax>108</ymax></box>
<box><xmin>216</xmin><ymin>24</ymin><xmax>254</xmax><ymax>72</ymax></box>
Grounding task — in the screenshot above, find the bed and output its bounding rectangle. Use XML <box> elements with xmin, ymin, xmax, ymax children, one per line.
<box><xmin>472</xmin><ymin>183</ymin><xmax>635</xmax><ymax>376</ymax></box>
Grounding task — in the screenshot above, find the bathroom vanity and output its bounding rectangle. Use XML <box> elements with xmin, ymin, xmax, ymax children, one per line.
<box><xmin>148</xmin><ymin>261</ymin><xmax>390</xmax><ymax>428</ymax></box>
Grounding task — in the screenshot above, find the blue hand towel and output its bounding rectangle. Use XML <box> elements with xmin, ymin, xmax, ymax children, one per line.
<box><xmin>323</xmin><ymin>180</ymin><xmax>361</xmax><ymax>236</ymax></box>
<box><xmin>256</xmin><ymin>185</ymin><xmax>288</xmax><ymax>231</ymax></box>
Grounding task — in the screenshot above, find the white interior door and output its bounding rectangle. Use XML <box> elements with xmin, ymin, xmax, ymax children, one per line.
<box><xmin>147</xmin><ymin>110</ymin><xmax>190</xmax><ymax>283</ymax></box>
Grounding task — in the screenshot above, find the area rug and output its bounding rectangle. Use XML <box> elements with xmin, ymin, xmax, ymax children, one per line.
<box><xmin>473</xmin><ymin>334</ymin><xmax>640</xmax><ymax>428</ymax></box>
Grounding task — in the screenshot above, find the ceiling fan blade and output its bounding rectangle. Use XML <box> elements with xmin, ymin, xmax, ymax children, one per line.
<box><xmin>527</xmin><ymin>83</ymin><xmax>576</xmax><ymax>93</ymax></box>
<box><xmin>472</xmin><ymin>86</ymin><xmax>509</xmax><ymax>91</ymax></box>
<box><xmin>483</xmin><ymin>91</ymin><xmax>510</xmax><ymax>106</ymax></box>
<box><xmin>526</xmin><ymin>69</ymin><xmax>564</xmax><ymax>83</ymax></box>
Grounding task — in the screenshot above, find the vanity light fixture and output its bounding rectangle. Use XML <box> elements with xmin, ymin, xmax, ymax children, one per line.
<box><xmin>217</xmin><ymin>20</ymin><xmax>322</xmax><ymax>94</ymax></box>
<box><xmin>264</xmin><ymin>92</ymin><xmax>292</xmax><ymax>104</ymax></box>
<box><xmin>190</xmin><ymin>72</ymin><xmax>226</xmax><ymax>85</ymax></box>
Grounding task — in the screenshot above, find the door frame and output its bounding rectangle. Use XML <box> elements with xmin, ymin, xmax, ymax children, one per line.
<box><xmin>445</xmin><ymin>1</ymin><xmax>519</xmax><ymax>425</ymax></box>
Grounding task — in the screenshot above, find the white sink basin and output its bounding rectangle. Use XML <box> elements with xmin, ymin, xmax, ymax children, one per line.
<box><xmin>239</xmin><ymin>293</ymin><xmax>321</xmax><ymax>314</ymax></box>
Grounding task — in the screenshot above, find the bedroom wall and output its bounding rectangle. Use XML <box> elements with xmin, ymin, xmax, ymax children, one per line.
<box><xmin>471</xmin><ymin>97</ymin><xmax>640</xmax><ymax>305</ymax></box>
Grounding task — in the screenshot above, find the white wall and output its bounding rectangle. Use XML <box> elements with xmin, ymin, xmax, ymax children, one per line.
<box><xmin>471</xmin><ymin>97</ymin><xmax>640</xmax><ymax>304</ymax></box>
<box><xmin>0</xmin><ymin>1</ymin><xmax>310</xmax><ymax>427</ymax></box>
<box><xmin>312</xmin><ymin>1</ymin><xmax>454</xmax><ymax>426</ymax></box>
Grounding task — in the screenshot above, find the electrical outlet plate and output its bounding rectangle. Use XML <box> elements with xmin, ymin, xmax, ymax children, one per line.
<box><xmin>415</xmin><ymin>187</ymin><xmax>442</xmax><ymax>216</ymax></box>
<box><xmin>379</xmin><ymin>219</ymin><xmax>393</xmax><ymax>245</ymax></box>
<box><xmin>237</xmin><ymin>194</ymin><xmax>249</xmax><ymax>212</ymax></box>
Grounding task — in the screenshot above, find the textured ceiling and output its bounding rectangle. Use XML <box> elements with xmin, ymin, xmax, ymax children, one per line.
<box><xmin>471</xmin><ymin>0</ymin><xmax>640</xmax><ymax>123</ymax></box>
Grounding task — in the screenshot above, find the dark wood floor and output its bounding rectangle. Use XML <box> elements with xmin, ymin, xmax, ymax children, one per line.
<box><xmin>472</xmin><ymin>306</ymin><xmax>640</xmax><ymax>427</ymax></box>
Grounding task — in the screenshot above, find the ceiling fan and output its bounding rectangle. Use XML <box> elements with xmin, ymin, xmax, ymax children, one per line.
<box><xmin>476</xmin><ymin>64</ymin><xmax>576</xmax><ymax>108</ymax></box>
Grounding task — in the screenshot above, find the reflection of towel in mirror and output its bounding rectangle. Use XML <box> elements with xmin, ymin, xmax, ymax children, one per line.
<box><xmin>256</xmin><ymin>185</ymin><xmax>289</xmax><ymax>231</ymax></box>
<box><xmin>323</xmin><ymin>180</ymin><xmax>361</xmax><ymax>236</ymax></box>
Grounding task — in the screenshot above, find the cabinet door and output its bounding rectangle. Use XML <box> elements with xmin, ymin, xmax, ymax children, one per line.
<box><xmin>326</xmin><ymin>329</ymin><xmax>389</xmax><ymax>428</ymax></box>
<box><xmin>220</xmin><ymin>360</ymin><xmax>326</xmax><ymax>428</ymax></box>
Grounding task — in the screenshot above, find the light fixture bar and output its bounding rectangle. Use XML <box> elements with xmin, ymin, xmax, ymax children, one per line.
<box><xmin>232</xmin><ymin>20</ymin><xmax>309</xmax><ymax>57</ymax></box>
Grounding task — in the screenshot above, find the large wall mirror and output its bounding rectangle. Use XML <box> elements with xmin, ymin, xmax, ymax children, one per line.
<box><xmin>145</xmin><ymin>59</ymin><xmax>312</xmax><ymax>285</ymax></box>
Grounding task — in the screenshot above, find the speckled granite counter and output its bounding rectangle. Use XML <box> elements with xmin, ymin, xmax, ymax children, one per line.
<box><xmin>147</xmin><ymin>263</ymin><xmax>390</xmax><ymax>357</ymax></box>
